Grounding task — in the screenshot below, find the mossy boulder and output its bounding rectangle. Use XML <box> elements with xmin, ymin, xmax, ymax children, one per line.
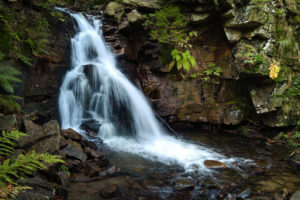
<box><xmin>105</xmin><ymin>2</ymin><xmax>125</xmax><ymax>22</ymax></box>
<box><xmin>121</xmin><ymin>0</ymin><xmax>160</xmax><ymax>9</ymax></box>
<box><xmin>224</xmin><ymin>4</ymin><xmax>268</xmax><ymax>29</ymax></box>
<box><xmin>127</xmin><ymin>9</ymin><xmax>143</xmax><ymax>23</ymax></box>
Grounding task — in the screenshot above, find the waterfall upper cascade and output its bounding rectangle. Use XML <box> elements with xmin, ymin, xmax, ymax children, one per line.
<box><xmin>59</xmin><ymin>12</ymin><xmax>236</xmax><ymax>172</ymax></box>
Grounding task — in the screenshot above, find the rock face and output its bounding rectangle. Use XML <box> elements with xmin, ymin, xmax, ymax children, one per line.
<box><xmin>19</xmin><ymin>120</ymin><xmax>60</xmax><ymax>153</ymax></box>
<box><xmin>6</xmin><ymin>0</ymin><xmax>299</xmax><ymax>128</ymax></box>
<box><xmin>6</xmin><ymin>0</ymin><xmax>75</xmax><ymax>125</ymax></box>
<box><xmin>98</xmin><ymin>0</ymin><xmax>300</xmax><ymax>127</ymax></box>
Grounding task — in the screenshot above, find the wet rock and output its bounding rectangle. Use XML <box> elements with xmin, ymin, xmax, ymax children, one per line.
<box><xmin>0</xmin><ymin>114</ymin><xmax>16</xmax><ymax>131</ymax></box>
<box><xmin>62</xmin><ymin>143</ymin><xmax>87</xmax><ymax>162</ymax></box>
<box><xmin>57</xmin><ymin>171</ymin><xmax>70</xmax><ymax>187</ymax></box>
<box><xmin>80</xmin><ymin>138</ymin><xmax>99</xmax><ymax>151</ymax></box>
<box><xmin>290</xmin><ymin>190</ymin><xmax>300</xmax><ymax>200</ymax></box>
<box><xmin>174</xmin><ymin>178</ymin><xmax>194</xmax><ymax>191</ymax></box>
<box><xmin>95</xmin><ymin>156</ymin><xmax>109</xmax><ymax>168</ymax></box>
<box><xmin>238</xmin><ymin>188</ymin><xmax>251</xmax><ymax>199</ymax></box>
<box><xmin>59</xmin><ymin>136</ymin><xmax>68</xmax><ymax>148</ymax></box>
<box><xmin>99</xmin><ymin>184</ymin><xmax>118</xmax><ymax>198</ymax></box>
<box><xmin>84</xmin><ymin>160</ymin><xmax>102</xmax><ymax>176</ymax></box>
<box><xmin>100</xmin><ymin>166</ymin><xmax>121</xmax><ymax>176</ymax></box>
<box><xmin>65</xmin><ymin>159</ymin><xmax>81</xmax><ymax>169</ymax></box>
<box><xmin>204</xmin><ymin>160</ymin><xmax>227</xmax><ymax>169</ymax></box>
<box><xmin>19</xmin><ymin>120</ymin><xmax>60</xmax><ymax>153</ymax></box>
<box><xmin>60</xmin><ymin>128</ymin><xmax>83</xmax><ymax>141</ymax></box>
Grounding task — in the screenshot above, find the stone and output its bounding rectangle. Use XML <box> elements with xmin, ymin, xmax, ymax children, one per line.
<box><xmin>174</xmin><ymin>178</ymin><xmax>195</xmax><ymax>191</ymax></box>
<box><xmin>223</xmin><ymin>27</ymin><xmax>242</xmax><ymax>43</ymax></box>
<box><xmin>62</xmin><ymin>143</ymin><xmax>87</xmax><ymax>162</ymax></box>
<box><xmin>0</xmin><ymin>114</ymin><xmax>16</xmax><ymax>131</ymax></box>
<box><xmin>224</xmin><ymin>5</ymin><xmax>267</xmax><ymax>29</ymax></box>
<box><xmin>99</xmin><ymin>184</ymin><xmax>118</xmax><ymax>198</ymax></box>
<box><xmin>290</xmin><ymin>190</ymin><xmax>300</xmax><ymax>200</ymax></box>
<box><xmin>127</xmin><ymin>9</ymin><xmax>143</xmax><ymax>23</ymax></box>
<box><xmin>84</xmin><ymin>160</ymin><xmax>102</xmax><ymax>176</ymax></box>
<box><xmin>238</xmin><ymin>188</ymin><xmax>251</xmax><ymax>199</ymax></box>
<box><xmin>105</xmin><ymin>2</ymin><xmax>124</xmax><ymax>22</ymax></box>
<box><xmin>122</xmin><ymin>0</ymin><xmax>160</xmax><ymax>9</ymax></box>
<box><xmin>290</xmin><ymin>150</ymin><xmax>300</xmax><ymax>165</ymax></box>
<box><xmin>19</xmin><ymin>120</ymin><xmax>60</xmax><ymax>153</ymax></box>
<box><xmin>190</xmin><ymin>13</ymin><xmax>210</xmax><ymax>23</ymax></box>
<box><xmin>60</xmin><ymin>128</ymin><xmax>83</xmax><ymax>141</ymax></box>
<box><xmin>16</xmin><ymin>177</ymin><xmax>53</xmax><ymax>200</ymax></box>
<box><xmin>204</xmin><ymin>160</ymin><xmax>227</xmax><ymax>169</ymax></box>
<box><xmin>95</xmin><ymin>156</ymin><xmax>109</xmax><ymax>167</ymax></box>
<box><xmin>57</xmin><ymin>171</ymin><xmax>70</xmax><ymax>187</ymax></box>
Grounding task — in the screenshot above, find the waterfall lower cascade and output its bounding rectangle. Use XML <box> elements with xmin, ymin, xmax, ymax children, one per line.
<box><xmin>59</xmin><ymin>12</ymin><xmax>236</xmax><ymax>172</ymax></box>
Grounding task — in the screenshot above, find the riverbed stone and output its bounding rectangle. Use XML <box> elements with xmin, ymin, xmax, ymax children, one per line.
<box><xmin>62</xmin><ymin>143</ymin><xmax>87</xmax><ymax>162</ymax></box>
<box><xmin>290</xmin><ymin>190</ymin><xmax>300</xmax><ymax>200</ymax></box>
<box><xmin>204</xmin><ymin>160</ymin><xmax>227</xmax><ymax>169</ymax></box>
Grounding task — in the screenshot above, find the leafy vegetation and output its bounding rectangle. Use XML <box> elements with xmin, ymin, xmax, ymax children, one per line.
<box><xmin>288</xmin><ymin>76</ymin><xmax>300</xmax><ymax>98</ymax></box>
<box><xmin>0</xmin><ymin>130</ymin><xmax>63</xmax><ymax>199</ymax></box>
<box><xmin>143</xmin><ymin>6</ymin><xmax>197</xmax><ymax>74</ymax></box>
<box><xmin>0</xmin><ymin>55</ymin><xmax>22</xmax><ymax>113</ymax></box>
<box><xmin>190</xmin><ymin>63</ymin><xmax>222</xmax><ymax>83</ymax></box>
<box><xmin>274</xmin><ymin>121</ymin><xmax>300</xmax><ymax>150</ymax></box>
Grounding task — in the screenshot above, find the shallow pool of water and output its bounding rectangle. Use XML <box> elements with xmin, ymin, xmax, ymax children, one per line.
<box><xmin>104</xmin><ymin>130</ymin><xmax>300</xmax><ymax>199</ymax></box>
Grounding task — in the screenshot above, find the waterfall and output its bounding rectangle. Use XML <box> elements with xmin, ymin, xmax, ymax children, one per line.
<box><xmin>59</xmin><ymin>12</ymin><xmax>234</xmax><ymax>172</ymax></box>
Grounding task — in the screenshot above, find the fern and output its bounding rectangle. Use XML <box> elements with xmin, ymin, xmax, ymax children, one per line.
<box><xmin>0</xmin><ymin>64</ymin><xmax>22</xmax><ymax>112</ymax></box>
<box><xmin>0</xmin><ymin>130</ymin><xmax>64</xmax><ymax>199</ymax></box>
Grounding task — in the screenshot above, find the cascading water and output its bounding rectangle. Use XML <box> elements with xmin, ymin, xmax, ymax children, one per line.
<box><xmin>59</xmin><ymin>12</ymin><xmax>237</xmax><ymax>172</ymax></box>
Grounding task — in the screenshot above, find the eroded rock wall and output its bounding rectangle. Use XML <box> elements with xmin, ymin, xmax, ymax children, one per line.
<box><xmin>100</xmin><ymin>0</ymin><xmax>300</xmax><ymax>127</ymax></box>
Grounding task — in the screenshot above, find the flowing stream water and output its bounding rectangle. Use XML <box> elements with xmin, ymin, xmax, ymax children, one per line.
<box><xmin>59</xmin><ymin>12</ymin><xmax>243</xmax><ymax>173</ymax></box>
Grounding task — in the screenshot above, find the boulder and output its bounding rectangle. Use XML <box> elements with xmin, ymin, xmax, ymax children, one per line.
<box><xmin>224</xmin><ymin>5</ymin><xmax>268</xmax><ymax>29</ymax></box>
<box><xmin>61</xmin><ymin>143</ymin><xmax>87</xmax><ymax>162</ymax></box>
<box><xmin>16</xmin><ymin>177</ymin><xmax>53</xmax><ymax>200</ymax></box>
<box><xmin>19</xmin><ymin>120</ymin><xmax>60</xmax><ymax>153</ymax></box>
<box><xmin>57</xmin><ymin>171</ymin><xmax>70</xmax><ymax>187</ymax></box>
<box><xmin>105</xmin><ymin>2</ymin><xmax>124</xmax><ymax>22</ymax></box>
<box><xmin>223</xmin><ymin>27</ymin><xmax>242</xmax><ymax>43</ymax></box>
<box><xmin>127</xmin><ymin>9</ymin><xmax>143</xmax><ymax>23</ymax></box>
<box><xmin>290</xmin><ymin>190</ymin><xmax>300</xmax><ymax>200</ymax></box>
<box><xmin>121</xmin><ymin>0</ymin><xmax>160</xmax><ymax>9</ymax></box>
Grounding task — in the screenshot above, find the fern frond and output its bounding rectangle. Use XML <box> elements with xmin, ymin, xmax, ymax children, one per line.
<box><xmin>0</xmin><ymin>95</ymin><xmax>22</xmax><ymax>112</ymax></box>
<box><xmin>0</xmin><ymin>65</ymin><xmax>21</xmax><ymax>94</ymax></box>
<box><xmin>0</xmin><ymin>130</ymin><xmax>26</xmax><ymax>156</ymax></box>
<box><xmin>0</xmin><ymin>184</ymin><xmax>31</xmax><ymax>199</ymax></box>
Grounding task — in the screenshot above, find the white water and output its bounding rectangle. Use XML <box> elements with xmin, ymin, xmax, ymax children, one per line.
<box><xmin>59</xmin><ymin>13</ymin><xmax>236</xmax><ymax>172</ymax></box>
